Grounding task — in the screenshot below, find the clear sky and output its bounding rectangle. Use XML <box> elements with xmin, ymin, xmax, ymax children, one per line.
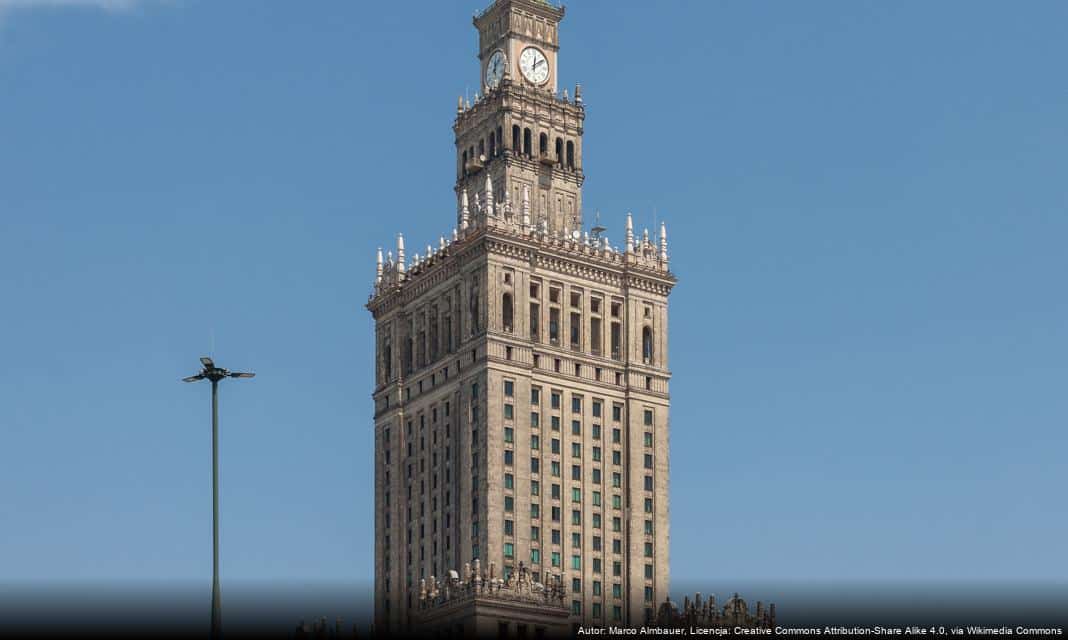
<box><xmin>2</xmin><ymin>0</ymin><xmax>1067</xmax><ymax>597</ymax></box>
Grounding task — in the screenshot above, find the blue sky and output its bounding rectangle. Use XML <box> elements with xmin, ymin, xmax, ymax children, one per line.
<box><xmin>1</xmin><ymin>0</ymin><xmax>1066</xmax><ymax>596</ymax></box>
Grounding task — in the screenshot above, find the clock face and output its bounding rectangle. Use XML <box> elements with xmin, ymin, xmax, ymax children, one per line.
<box><xmin>485</xmin><ymin>50</ymin><xmax>506</xmax><ymax>89</ymax></box>
<box><xmin>519</xmin><ymin>47</ymin><xmax>549</xmax><ymax>85</ymax></box>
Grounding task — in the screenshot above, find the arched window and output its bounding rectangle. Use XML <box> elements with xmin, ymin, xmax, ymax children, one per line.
<box><xmin>462</xmin><ymin>151</ymin><xmax>468</xmax><ymax>175</ymax></box>
<box><xmin>566</xmin><ymin>141</ymin><xmax>575</xmax><ymax>170</ymax></box>
<box><xmin>502</xmin><ymin>293</ymin><xmax>513</xmax><ymax>332</ymax></box>
<box><xmin>523</xmin><ymin>128</ymin><xmax>532</xmax><ymax>157</ymax></box>
<box><xmin>539</xmin><ymin>133</ymin><xmax>548</xmax><ymax>156</ymax></box>
<box><xmin>489</xmin><ymin>133</ymin><xmax>496</xmax><ymax>159</ymax></box>
<box><xmin>496</xmin><ymin>126</ymin><xmax>503</xmax><ymax>155</ymax></box>
<box><xmin>512</xmin><ymin>125</ymin><xmax>521</xmax><ymax>152</ymax></box>
<box><xmin>642</xmin><ymin>326</ymin><xmax>653</xmax><ymax>364</ymax></box>
<box><xmin>555</xmin><ymin>138</ymin><xmax>563</xmax><ymax>165</ymax></box>
<box><xmin>478</xmin><ymin>139</ymin><xmax>485</xmax><ymax>159</ymax></box>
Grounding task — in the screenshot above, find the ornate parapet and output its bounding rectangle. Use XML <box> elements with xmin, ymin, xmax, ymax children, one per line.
<box><xmin>417</xmin><ymin>559</ymin><xmax>569</xmax><ymax>613</ymax></box>
<box><xmin>652</xmin><ymin>592</ymin><xmax>776</xmax><ymax>629</ymax></box>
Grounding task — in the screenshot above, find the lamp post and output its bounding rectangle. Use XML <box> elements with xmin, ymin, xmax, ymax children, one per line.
<box><xmin>183</xmin><ymin>356</ymin><xmax>254</xmax><ymax>639</ymax></box>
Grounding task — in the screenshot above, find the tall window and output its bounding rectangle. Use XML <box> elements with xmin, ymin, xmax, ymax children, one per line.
<box><xmin>502</xmin><ymin>293</ymin><xmax>513</xmax><ymax>332</ymax></box>
<box><xmin>642</xmin><ymin>326</ymin><xmax>653</xmax><ymax>364</ymax></box>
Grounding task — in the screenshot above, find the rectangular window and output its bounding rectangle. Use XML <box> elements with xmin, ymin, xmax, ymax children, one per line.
<box><xmin>612</xmin><ymin>495</ymin><xmax>622</xmax><ymax>509</ymax></box>
<box><xmin>644</xmin><ymin>409</ymin><xmax>654</xmax><ymax>425</ymax></box>
<box><xmin>592</xmin><ymin>424</ymin><xmax>601</xmax><ymax>440</ymax></box>
<box><xmin>645</xmin><ymin>564</ymin><xmax>654</xmax><ymax>579</ymax></box>
<box><xmin>532</xmin><ymin>526</ymin><xmax>540</xmax><ymax>541</ymax></box>
<box><xmin>531</xmin><ymin>457</ymin><xmax>540</xmax><ymax>473</ymax></box>
<box><xmin>590</xmin><ymin>317</ymin><xmax>602</xmax><ymax>355</ymax></box>
<box><xmin>552</xmin><ymin>483</ymin><xmax>561</xmax><ymax>499</ymax></box>
<box><xmin>571</xmin><ymin>443</ymin><xmax>581</xmax><ymax>458</ymax></box>
<box><xmin>531</xmin><ymin>548</ymin><xmax>541</xmax><ymax>564</ymax></box>
<box><xmin>572</xmin><ymin>420</ymin><xmax>581</xmax><ymax>436</ymax></box>
<box><xmin>593</xmin><ymin>513</ymin><xmax>602</xmax><ymax>529</ymax></box>
<box><xmin>531</xmin><ymin>434</ymin><xmax>540</xmax><ymax>449</ymax></box>
<box><xmin>505</xmin><ymin>496</ymin><xmax>514</xmax><ymax>512</ymax></box>
<box><xmin>531</xmin><ymin>387</ymin><xmax>541</xmax><ymax>404</ymax></box>
<box><xmin>531</xmin><ymin>503</ymin><xmax>540</xmax><ymax>518</ymax></box>
<box><xmin>613</xmin><ymin>450</ymin><xmax>622</xmax><ymax>465</ymax></box>
<box><xmin>571</xmin><ymin>510</ymin><xmax>581</xmax><ymax>525</ymax></box>
<box><xmin>572</xmin><ymin>396</ymin><xmax>582</xmax><ymax>413</ymax></box>
<box><xmin>530</xmin><ymin>302</ymin><xmax>540</xmax><ymax>340</ymax></box>
<box><xmin>644</xmin><ymin>475</ymin><xmax>654</xmax><ymax>491</ymax></box>
<box><xmin>549</xmin><ymin>308</ymin><xmax>560</xmax><ymax>345</ymax></box>
<box><xmin>551</xmin><ymin>416</ymin><xmax>560</xmax><ymax>431</ymax></box>
<box><xmin>613</xmin><ymin>583</ymin><xmax>622</xmax><ymax>598</ymax></box>
<box><xmin>612</xmin><ymin>473</ymin><xmax>622</xmax><ymax>488</ymax></box>
<box><xmin>504</xmin><ymin>450</ymin><xmax>513</xmax><ymax>466</ymax></box>
<box><xmin>504</xmin><ymin>473</ymin><xmax>514</xmax><ymax>489</ymax></box>
<box><xmin>572</xmin><ymin>487</ymin><xmax>582</xmax><ymax>502</ymax></box>
<box><xmin>504</xmin><ymin>543</ymin><xmax>514</xmax><ymax>558</ymax></box>
<box><xmin>613</xmin><ymin>517</ymin><xmax>622</xmax><ymax>532</ymax></box>
<box><xmin>593</xmin><ymin>447</ymin><xmax>602</xmax><ymax>462</ymax></box>
<box><xmin>552</xmin><ymin>506</ymin><xmax>561</xmax><ymax>522</ymax></box>
<box><xmin>572</xmin><ymin>465</ymin><xmax>581</xmax><ymax>481</ymax></box>
<box><xmin>504</xmin><ymin>427</ymin><xmax>514</xmax><ymax>443</ymax></box>
<box><xmin>551</xmin><ymin>392</ymin><xmax>561</xmax><ymax>409</ymax></box>
<box><xmin>531</xmin><ymin>412</ymin><xmax>540</xmax><ymax>428</ymax></box>
<box><xmin>552</xmin><ymin>529</ymin><xmax>561</xmax><ymax>545</ymax></box>
<box><xmin>645</xmin><ymin>542</ymin><xmax>654</xmax><ymax>557</ymax></box>
<box><xmin>592</xmin><ymin>468</ymin><xmax>601</xmax><ymax>484</ymax></box>
<box><xmin>531</xmin><ymin>480</ymin><xmax>540</xmax><ymax>496</ymax></box>
<box><xmin>612</xmin><ymin>428</ymin><xmax>621</xmax><ymax>444</ymax></box>
<box><xmin>645</xmin><ymin>586</ymin><xmax>654</xmax><ymax>602</ymax></box>
<box><xmin>645</xmin><ymin>519</ymin><xmax>654</xmax><ymax>535</ymax></box>
<box><xmin>551</xmin><ymin>552</ymin><xmax>561</xmax><ymax>567</ymax></box>
<box><xmin>551</xmin><ymin>461</ymin><xmax>560</xmax><ymax>477</ymax></box>
<box><xmin>504</xmin><ymin>380</ymin><xmax>514</xmax><ymax>397</ymax></box>
<box><xmin>645</xmin><ymin>498</ymin><xmax>653</xmax><ymax>513</ymax></box>
<box><xmin>504</xmin><ymin>519</ymin><xmax>514</xmax><ymax>535</ymax></box>
<box><xmin>572</xmin><ymin>532</ymin><xmax>581</xmax><ymax>548</ymax></box>
<box><xmin>571</xmin><ymin>555</ymin><xmax>581</xmax><ymax>570</ymax></box>
<box><xmin>610</xmin><ymin>322</ymin><xmax>621</xmax><ymax>359</ymax></box>
<box><xmin>644</xmin><ymin>432</ymin><xmax>653</xmax><ymax>447</ymax></box>
<box><xmin>504</xmin><ymin>404</ymin><xmax>514</xmax><ymax>420</ymax></box>
<box><xmin>644</xmin><ymin>453</ymin><xmax>653</xmax><ymax>469</ymax></box>
<box><xmin>612</xmin><ymin>405</ymin><xmax>622</xmax><ymax>422</ymax></box>
<box><xmin>570</xmin><ymin>312</ymin><xmax>581</xmax><ymax>350</ymax></box>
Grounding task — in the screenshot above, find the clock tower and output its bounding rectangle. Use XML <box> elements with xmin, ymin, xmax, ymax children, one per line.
<box><xmin>456</xmin><ymin>0</ymin><xmax>585</xmax><ymax>235</ymax></box>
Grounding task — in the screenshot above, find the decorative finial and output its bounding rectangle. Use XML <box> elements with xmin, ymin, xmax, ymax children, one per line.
<box><xmin>563</xmin><ymin>88</ymin><xmax>570</xmax><ymax>102</ymax></box>
<box><xmin>659</xmin><ymin>221</ymin><xmax>668</xmax><ymax>261</ymax></box>
<box><xmin>460</xmin><ymin>189</ymin><xmax>470</xmax><ymax>231</ymax></box>
<box><xmin>452</xmin><ymin>228</ymin><xmax>458</xmax><ymax>241</ymax></box>
<box><xmin>440</xmin><ymin>235</ymin><xmax>446</xmax><ymax>251</ymax></box>
<box><xmin>375</xmin><ymin>247</ymin><xmax>383</xmax><ymax>284</ymax></box>
<box><xmin>457</xmin><ymin>95</ymin><xmax>463</xmax><ymax>114</ymax></box>
<box><xmin>397</xmin><ymin>233</ymin><xmax>406</xmax><ymax>273</ymax></box>
<box><xmin>426</xmin><ymin>244</ymin><xmax>433</xmax><ymax>261</ymax></box>
<box><xmin>625</xmin><ymin>213</ymin><xmax>634</xmax><ymax>254</ymax></box>
<box><xmin>484</xmin><ymin>173</ymin><xmax>494</xmax><ymax>218</ymax></box>
<box><xmin>575</xmin><ymin>83</ymin><xmax>582</xmax><ymax>104</ymax></box>
<box><xmin>521</xmin><ymin>185</ymin><xmax>531</xmax><ymax>230</ymax></box>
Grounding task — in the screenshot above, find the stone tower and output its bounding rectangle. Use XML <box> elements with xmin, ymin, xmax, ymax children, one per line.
<box><xmin>367</xmin><ymin>1</ymin><xmax>676</xmax><ymax>634</ymax></box>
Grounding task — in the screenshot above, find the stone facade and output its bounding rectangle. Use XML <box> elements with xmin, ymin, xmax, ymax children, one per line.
<box><xmin>367</xmin><ymin>0</ymin><xmax>676</xmax><ymax>634</ymax></box>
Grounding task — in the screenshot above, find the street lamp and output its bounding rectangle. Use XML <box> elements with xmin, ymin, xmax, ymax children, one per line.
<box><xmin>183</xmin><ymin>356</ymin><xmax>255</xmax><ymax>639</ymax></box>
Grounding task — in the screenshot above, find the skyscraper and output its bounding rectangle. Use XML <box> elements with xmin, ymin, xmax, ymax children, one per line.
<box><xmin>367</xmin><ymin>1</ymin><xmax>676</xmax><ymax>632</ymax></box>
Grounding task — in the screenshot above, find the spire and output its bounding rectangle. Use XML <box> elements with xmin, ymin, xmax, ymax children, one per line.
<box><xmin>457</xmin><ymin>95</ymin><xmax>463</xmax><ymax>115</ymax></box>
<box><xmin>575</xmin><ymin>83</ymin><xmax>582</xmax><ymax>105</ymax></box>
<box><xmin>521</xmin><ymin>185</ymin><xmax>531</xmax><ymax>230</ymax></box>
<box><xmin>625</xmin><ymin>213</ymin><xmax>634</xmax><ymax>254</ymax></box>
<box><xmin>484</xmin><ymin>173</ymin><xmax>494</xmax><ymax>218</ymax></box>
<box><xmin>460</xmin><ymin>190</ymin><xmax>470</xmax><ymax>231</ymax></box>
<box><xmin>396</xmin><ymin>233</ymin><xmax>406</xmax><ymax>274</ymax></box>
<box><xmin>659</xmin><ymin>221</ymin><xmax>668</xmax><ymax>261</ymax></box>
<box><xmin>439</xmin><ymin>235</ymin><xmax>446</xmax><ymax>251</ymax></box>
<box><xmin>426</xmin><ymin>244</ymin><xmax>433</xmax><ymax>262</ymax></box>
<box><xmin>643</xmin><ymin>228</ymin><xmax>650</xmax><ymax>246</ymax></box>
<box><xmin>375</xmin><ymin>247</ymin><xmax>383</xmax><ymax>284</ymax></box>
